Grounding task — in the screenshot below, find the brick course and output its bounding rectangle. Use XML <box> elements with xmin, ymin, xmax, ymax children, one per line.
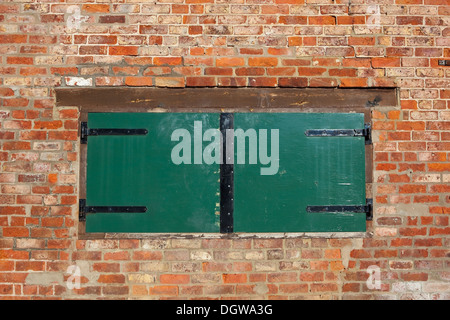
<box><xmin>0</xmin><ymin>0</ymin><xmax>449</xmax><ymax>300</ymax></box>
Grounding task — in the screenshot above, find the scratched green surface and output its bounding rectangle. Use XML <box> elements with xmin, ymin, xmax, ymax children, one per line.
<box><xmin>233</xmin><ymin>113</ymin><xmax>367</xmax><ymax>233</ymax></box>
<box><xmin>86</xmin><ymin>113</ymin><xmax>220</xmax><ymax>233</ymax></box>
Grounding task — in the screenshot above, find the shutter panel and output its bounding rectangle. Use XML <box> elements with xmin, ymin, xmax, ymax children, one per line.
<box><xmin>233</xmin><ymin>113</ymin><xmax>367</xmax><ymax>232</ymax></box>
<box><xmin>82</xmin><ymin>112</ymin><xmax>368</xmax><ymax>234</ymax></box>
<box><xmin>84</xmin><ymin>113</ymin><xmax>220</xmax><ymax>233</ymax></box>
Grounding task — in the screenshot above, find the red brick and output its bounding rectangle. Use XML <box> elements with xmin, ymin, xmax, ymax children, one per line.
<box><xmin>350</xmin><ymin>250</ymin><xmax>372</xmax><ymax>259</ymax></box>
<box><xmin>101</xmin><ymin>251</ymin><xmax>129</xmax><ymax>261</ymax></box>
<box><xmin>109</xmin><ymin>46</ymin><xmax>138</xmax><ymax>56</ymax></box>
<box><xmin>160</xmin><ymin>274</ymin><xmax>190</xmax><ymax>284</ymax></box>
<box><xmin>205</xmin><ymin>67</ymin><xmax>233</xmax><ymax>76</ymax></box>
<box><xmin>340</xmin><ymin>78</ymin><xmax>368</xmax><ymax>87</ymax></box>
<box><xmin>249</xmin><ymin>77</ymin><xmax>277</xmax><ymax>87</ymax></box>
<box><xmin>16</xmin><ymin>261</ymin><xmax>45</xmax><ymax>272</ymax></box>
<box><xmin>99</xmin><ymin>15</ymin><xmax>125</xmax><ymax>24</ymax></box>
<box><xmin>82</xmin><ymin>4</ymin><xmax>110</xmax><ymax>13</ymax></box>
<box><xmin>343</xmin><ymin>283</ymin><xmax>360</xmax><ymax>292</ymax></box>
<box><xmin>19</xmin><ymin>131</ymin><xmax>46</xmax><ymax>140</ymax></box>
<box><xmin>401</xmin><ymin>273</ymin><xmax>428</xmax><ymax>281</ymax></box>
<box><xmin>399</xmin><ymin>185</ymin><xmax>427</xmax><ymax>194</ymax></box>
<box><xmin>268</xmin><ymin>272</ymin><xmax>297</xmax><ymax>282</ymax></box>
<box><xmin>3</xmin><ymin>141</ymin><xmax>31</xmax><ymax>150</ymax></box>
<box><xmin>288</xmin><ymin>37</ymin><xmax>302</xmax><ymax>46</ymax></box>
<box><xmin>102</xmin><ymin>286</ymin><xmax>129</xmax><ymax>296</ymax></box>
<box><xmin>3</xmin><ymin>227</ymin><xmax>29</xmax><ymax>237</ymax></box>
<box><xmin>309</xmin><ymin>16</ymin><xmax>335</xmax><ymax>25</ymax></box>
<box><xmin>58</xmin><ymin>109</ymin><xmax>78</xmax><ymax>120</ymax></box>
<box><xmin>155</xmin><ymin>77</ymin><xmax>185</xmax><ymax>88</ymax></box>
<box><xmin>414</xmin><ymin>195</ymin><xmax>439</xmax><ymax>203</ymax></box>
<box><xmin>429</xmin><ymin>227</ymin><xmax>450</xmax><ymax>236</ymax></box>
<box><xmin>222</xmin><ymin>274</ymin><xmax>247</xmax><ymax>284</ymax></box>
<box><xmin>278</xmin><ymin>16</ymin><xmax>307</xmax><ymax>24</ymax></box>
<box><xmin>248</xmin><ymin>57</ymin><xmax>278</xmax><ymax>67</ymax></box>
<box><xmin>79</xmin><ymin>46</ymin><xmax>107</xmax><ymax>55</ymax></box>
<box><xmin>338</xmin><ymin>16</ymin><xmax>365</xmax><ymax>25</ymax></box>
<box><xmin>149</xmin><ymin>285</ymin><xmax>178</xmax><ymax>296</ymax></box>
<box><xmin>372</xmin><ymin>57</ymin><xmax>401</xmax><ymax>68</ymax></box>
<box><xmin>142</xmin><ymin>67</ymin><xmax>171</xmax><ymax>76</ymax></box>
<box><xmin>400</xmin><ymin>227</ymin><xmax>427</xmax><ymax>236</ymax></box>
<box><xmin>19</xmin><ymin>67</ymin><xmax>46</xmax><ymax>76</ymax></box>
<box><xmin>132</xmin><ymin>251</ymin><xmax>163</xmax><ymax>260</ymax></box>
<box><xmin>93</xmin><ymin>263</ymin><xmax>120</xmax><ymax>273</ymax></box>
<box><xmin>278</xmin><ymin>77</ymin><xmax>308</xmax><ymax>87</ymax></box>
<box><xmin>7</xmin><ymin>57</ymin><xmax>33</xmax><ymax>65</ymax></box>
<box><xmin>0</xmin><ymin>35</ymin><xmax>27</xmax><ymax>43</ymax></box>
<box><xmin>397</xmin><ymin>16</ymin><xmax>423</xmax><ymax>25</ymax></box>
<box><xmin>0</xmin><ymin>261</ymin><xmax>14</xmax><ymax>272</ymax></box>
<box><xmin>0</xmin><ymin>206</ymin><xmax>26</xmax><ymax>215</ymax></box>
<box><xmin>428</xmin><ymin>163</ymin><xmax>450</xmax><ymax>172</ymax></box>
<box><xmin>48</xmin><ymin>131</ymin><xmax>77</xmax><ymax>141</ymax></box>
<box><xmin>235</xmin><ymin>67</ymin><xmax>264</xmax><ymax>76</ymax></box>
<box><xmin>311</xmin><ymin>283</ymin><xmax>338</xmax><ymax>292</ymax></box>
<box><xmin>0</xmin><ymin>88</ymin><xmax>14</xmax><ymax>97</ymax></box>
<box><xmin>125</xmin><ymin>77</ymin><xmax>153</xmax><ymax>86</ymax></box>
<box><xmin>33</xmin><ymin>120</ymin><xmax>62</xmax><ymax>130</ymax></box>
<box><xmin>98</xmin><ymin>274</ymin><xmax>126</xmax><ymax>284</ymax></box>
<box><xmin>328</xmin><ymin>69</ymin><xmax>357</xmax><ymax>77</ymax></box>
<box><xmin>279</xmin><ymin>284</ymin><xmax>308</xmax><ymax>293</ymax></box>
<box><xmin>153</xmin><ymin>57</ymin><xmax>182</xmax><ymax>66</ymax></box>
<box><xmin>298</xmin><ymin>67</ymin><xmax>326</xmax><ymax>76</ymax></box>
<box><xmin>186</xmin><ymin>77</ymin><xmax>216</xmax><ymax>87</ymax></box>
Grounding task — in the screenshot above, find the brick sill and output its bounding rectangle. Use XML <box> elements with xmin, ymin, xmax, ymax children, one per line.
<box><xmin>79</xmin><ymin>231</ymin><xmax>371</xmax><ymax>240</ymax></box>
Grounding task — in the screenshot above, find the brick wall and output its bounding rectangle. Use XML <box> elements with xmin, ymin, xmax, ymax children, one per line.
<box><xmin>0</xmin><ymin>0</ymin><xmax>449</xmax><ymax>300</ymax></box>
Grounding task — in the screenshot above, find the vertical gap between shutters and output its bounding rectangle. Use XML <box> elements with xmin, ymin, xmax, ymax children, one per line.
<box><xmin>220</xmin><ymin>113</ymin><xmax>234</xmax><ymax>233</ymax></box>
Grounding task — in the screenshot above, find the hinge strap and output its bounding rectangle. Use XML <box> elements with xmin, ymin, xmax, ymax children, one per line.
<box><xmin>79</xmin><ymin>199</ymin><xmax>147</xmax><ymax>221</ymax></box>
<box><xmin>306</xmin><ymin>198</ymin><xmax>373</xmax><ymax>221</ymax></box>
<box><xmin>305</xmin><ymin>123</ymin><xmax>371</xmax><ymax>145</ymax></box>
<box><xmin>80</xmin><ymin>122</ymin><xmax>148</xmax><ymax>144</ymax></box>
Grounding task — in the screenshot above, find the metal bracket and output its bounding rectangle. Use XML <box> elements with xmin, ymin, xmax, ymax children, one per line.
<box><xmin>79</xmin><ymin>199</ymin><xmax>147</xmax><ymax>221</ymax></box>
<box><xmin>438</xmin><ymin>60</ymin><xmax>450</xmax><ymax>66</ymax></box>
<box><xmin>305</xmin><ymin>123</ymin><xmax>372</xmax><ymax>145</ymax></box>
<box><xmin>306</xmin><ymin>198</ymin><xmax>373</xmax><ymax>221</ymax></box>
<box><xmin>80</xmin><ymin>122</ymin><xmax>148</xmax><ymax>144</ymax></box>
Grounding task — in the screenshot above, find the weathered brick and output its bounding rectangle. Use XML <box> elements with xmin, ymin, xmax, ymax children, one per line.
<box><xmin>0</xmin><ymin>0</ymin><xmax>447</xmax><ymax>301</ymax></box>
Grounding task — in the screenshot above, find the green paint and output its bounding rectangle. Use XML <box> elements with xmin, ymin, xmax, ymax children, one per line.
<box><xmin>86</xmin><ymin>113</ymin><xmax>220</xmax><ymax>233</ymax></box>
<box><xmin>85</xmin><ymin>112</ymin><xmax>367</xmax><ymax>233</ymax></box>
<box><xmin>233</xmin><ymin>113</ymin><xmax>366</xmax><ymax>233</ymax></box>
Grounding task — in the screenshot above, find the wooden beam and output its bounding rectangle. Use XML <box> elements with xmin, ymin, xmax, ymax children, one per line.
<box><xmin>56</xmin><ymin>88</ymin><xmax>397</xmax><ymax>111</ymax></box>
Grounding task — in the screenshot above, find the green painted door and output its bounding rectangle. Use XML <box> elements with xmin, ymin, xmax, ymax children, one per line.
<box><xmin>233</xmin><ymin>113</ymin><xmax>367</xmax><ymax>232</ymax></box>
<box><xmin>85</xmin><ymin>113</ymin><xmax>220</xmax><ymax>233</ymax></box>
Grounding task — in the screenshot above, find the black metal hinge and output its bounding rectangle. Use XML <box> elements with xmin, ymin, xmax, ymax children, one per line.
<box><xmin>79</xmin><ymin>199</ymin><xmax>147</xmax><ymax>221</ymax></box>
<box><xmin>306</xmin><ymin>198</ymin><xmax>373</xmax><ymax>221</ymax></box>
<box><xmin>305</xmin><ymin>123</ymin><xmax>372</xmax><ymax>145</ymax></box>
<box><xmin>80</xmin><ymin>122</ymin><xmax>148</xmax><ymax>144</ymax></box>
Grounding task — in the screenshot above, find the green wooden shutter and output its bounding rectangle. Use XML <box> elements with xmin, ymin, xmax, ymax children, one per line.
<box><xmin>85</xmin><ymin>113</ymin><xmax>220</xmax><ymax>233</ymax></box>
<box><xmin>233</xmin><ymin>113</ymin><xmax>367</xmax><ymax>233</ymax></box>
<box><xmin>82</xmin><ymin>112</ymin><xmax>368</xmax><ymax>233</ymax></box>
